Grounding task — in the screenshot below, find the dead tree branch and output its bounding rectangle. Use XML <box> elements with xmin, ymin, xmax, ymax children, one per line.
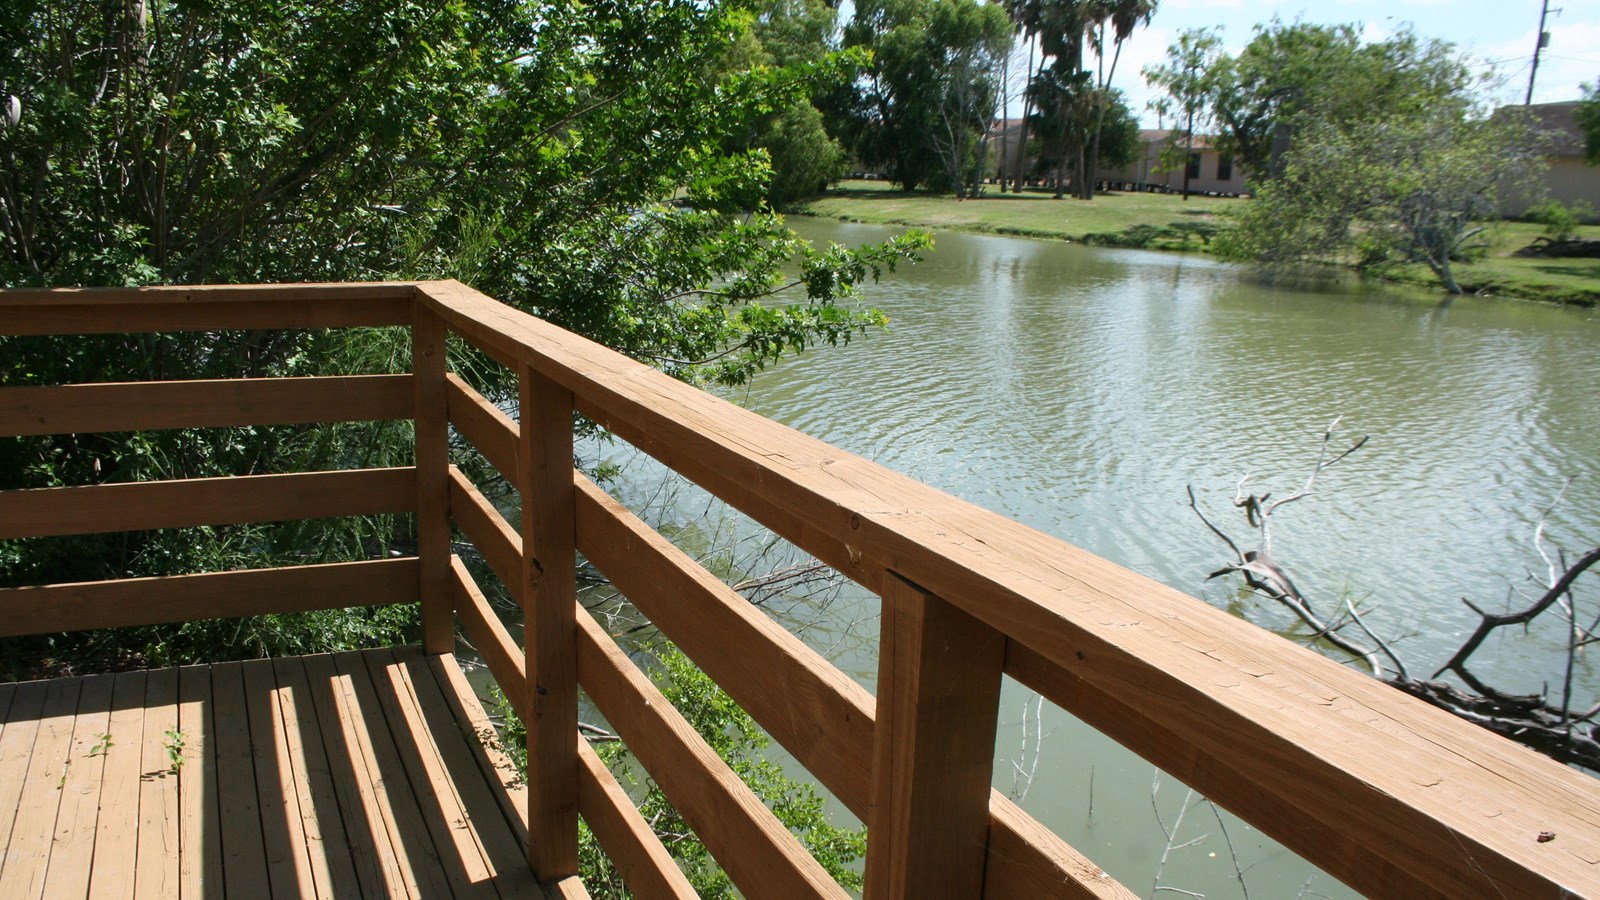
<box><xmin>1192</xmin><ymin>423</ymin><xmax>1600</xmax><ymax>770</ymax></box>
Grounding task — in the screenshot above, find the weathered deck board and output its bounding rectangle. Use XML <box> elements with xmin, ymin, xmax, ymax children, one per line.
<box><xmin>0</xmin><ymin>649</ymin><xmax>546</xmax><ymax>899</ymax></box>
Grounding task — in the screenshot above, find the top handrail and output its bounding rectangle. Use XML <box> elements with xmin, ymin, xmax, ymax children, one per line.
<box><xmin>0</xmin><ymin>282</ymin><xmax>414</xmax><ymax>335</ymax></box>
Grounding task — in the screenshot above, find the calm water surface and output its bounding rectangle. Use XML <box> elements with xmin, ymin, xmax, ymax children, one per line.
<box><xmin>597</xmin><ymin>218</ymin><xmax>1600</xmax><ymax>896</ymax></box>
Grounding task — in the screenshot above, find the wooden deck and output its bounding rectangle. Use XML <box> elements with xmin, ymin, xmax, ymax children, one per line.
<box><xmin>0</xmin><ymin>647</ymin><xmax>556</xmax><ymax>899</ymax></box>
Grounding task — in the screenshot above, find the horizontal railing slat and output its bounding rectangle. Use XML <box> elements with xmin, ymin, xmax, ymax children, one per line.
<box><xmin>0</xmin><ymin>467</ymin><xmax>417</xmax><ymax>540</ymax></box>
<box><xmin>574</xmin><ymin>605</ymin><xmax>849</xmax><ymax>900</ymax></box>
<box><xmin>446</xmin><ymin>559</ymin><xmax>692</xmax><ymax>899</ymax></box>
<box><xmin>0</xmin><ymin>283</ymin><xmax>414</xmax><ymax>335</ymax></box>
<box><xmin>574</xmin><ymin>473</ymin><xmax>874</xmax><ymax>816</ymax></box>
<box><xmin>0</xmin><ymin>375</ymin><xmax>413</xmax><ymax>437</ymax></box>
<box><xmin>449</xmin><ymin>557</ymin><xmax>528</xmax><ymax>718</ymax></box>
<box><xmin>419</xmin><ymin>278</ymin><xmax>1600</xmax><ymax>899</ymax></box>
<box><xmin>445</xmin><ymin>374</ymin><xmax>519</xmax><ymax>482</ymax></box>
<box><xmin>448</xmin><ymin>468</ymin><xmax>521</xmax><ymax>593</ymax></box>
<box><xmin>575</xmin><ymin>739</ymin><xmax>699</xmax><ymax>900</ymax></box>
<box><xmin>0</xmin><ymin>558</ymin><xmax>416</xmax><ymax>636</ymax></box>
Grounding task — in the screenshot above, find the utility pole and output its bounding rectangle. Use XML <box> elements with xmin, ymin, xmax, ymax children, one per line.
<box><xmin>1526</xmin><ymin>0</ymin><xmax>1555</xmax><ymax>106</ymax></box>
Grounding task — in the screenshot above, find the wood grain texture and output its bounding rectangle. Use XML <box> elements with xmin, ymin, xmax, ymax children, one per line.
<box><xmin>87</xmin><ymin>672</ymin><xmax>144</xmax><ymax>900</ymax></box>
<box><xmin>0</xmin><ymin>677</ymin><xmax>81</xmax><ymax>899</ymax></box>
<box><xmin>574</xmin><ymin>606</ymin><xmax>849</xmax><ymax>900</ymax></box>
<box><xmin>446</xmin><ymin>373</ymin><xmax>519</xmax><ymax>481</ymax></box>
<box><xmin>451</xmin><ymin>556</ymin><xmax>530</xmax><ymax>722</ymax></box>
<box><xmin>0</xmin><ymin>282</ymin><xmax>415</xmax><ymax>336</ymax></box>
<box><xmin>0</xmin><ymin>466</ymin><xmax>417</xmax><ymax>541</ymax></box>
<box><xmin>419</xmin><ymin>277</ymin><xmax>1600</xmax><ymax>899</ymax></box>
<box><xmin>0</xmin><ymin>557</ymin><xmax>417</xmax><ymax>637</ymax></box>
<box><xmin>392</xmin><ymin>647</ymin><xmax>543</xmax><ymax>896</ymax></box>
<box><xmin>574</xmin><ymin>737</ymin><xmax>698</xmax><ymax>900</ymax></box>
<box><xmin>864</xmin><ymin>575</ymin><xmax>1004</xmax><ymax>900</ymax></box>
<box><xmin>0</xmin><ymin>375</ymin><xmax>412</xmax><ymax>437</ymax></box>
<box><xmin>42</xmin><ymin>674</ymin><xmax>115</xmax><ymax>899</ymax></box>
<box><xmin>135</xmin><ymin>668</ymin><xmax>180</xmax><ymax>899</ymax></box>
<box><xmin>519</xmin><ymin>365</ymin><xmax>580</xmax><ymax>879</ymax></box>
<box><xmin>450</xmin><ymin>467</ymin><xmax>522</xmax><ymax>593</ymax></box>
<box><xmin>415</xmin><ymin>310</ymin><xmax>454</xmax><ymax>654</ymax></box>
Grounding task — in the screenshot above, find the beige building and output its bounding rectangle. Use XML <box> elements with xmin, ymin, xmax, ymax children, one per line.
<box><xmin>988</xmin><ymin>121</ymin><xmax>1249</xmax><ymax>196</ymax></box>
<box><xmin>1499</xmin><ymin>101</ymin><xmax>1600</xmax><ymax>218</ymax></box>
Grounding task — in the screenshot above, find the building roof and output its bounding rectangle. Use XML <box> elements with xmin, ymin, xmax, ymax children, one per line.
<box><xmin>1519</xmin><ymin>101</ymin><xmax>1586</xmax><ymax>157</ymax></box>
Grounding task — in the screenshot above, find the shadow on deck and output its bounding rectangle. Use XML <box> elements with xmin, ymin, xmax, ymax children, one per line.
<box><xmin>0</xmin><ymin>646</ymin><xmax>553</xmax><ymax>899</ymax></box>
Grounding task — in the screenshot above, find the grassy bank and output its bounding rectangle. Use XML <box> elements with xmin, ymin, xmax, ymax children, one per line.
<box><xmin>793</xmin><ymin>180</ymin><xmax>1600</xmax><ymax>305</ymax></box>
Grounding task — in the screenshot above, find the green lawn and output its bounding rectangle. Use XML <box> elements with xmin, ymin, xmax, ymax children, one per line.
<box><xmin>791</xmin><ymin>179</ymin><xmax>1237</xmax><ymax>247</ymax></box>
<box><xmin>792</xmin><ymin>180</ymin><xmax>1600</xmax><ymax>305</ymax></box>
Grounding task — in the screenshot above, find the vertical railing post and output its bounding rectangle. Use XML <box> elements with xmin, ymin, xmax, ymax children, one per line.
<box><xmin>865</xmin><ymin>572</ymin><xmax>1005</xmax><ymax>899</ymax></box>
<box><xmin>413</xmin><ymin>305</ymin><xmax>453</xmax><ymax>655</ymax></box>
<box><xmin>519</xmin><ymin>364</ymin><xmax>580</xmax><ymax>880</ymax></box>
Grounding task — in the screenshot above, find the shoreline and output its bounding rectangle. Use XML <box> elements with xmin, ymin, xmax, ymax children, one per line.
<box><xmin>790</xmin><ymin>182</ymin><xmax>1600</xmax><ymax>308</ymax></box>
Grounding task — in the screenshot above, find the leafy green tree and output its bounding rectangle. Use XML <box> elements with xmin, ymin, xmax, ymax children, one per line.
<box><xmin>844</xmin><ymin>0</ymin><xmax>1011</xmax><ymax>192</ymax></box>
<box><xmin>720</xmin><ymin>0</ymin><xmax>853</xmax><ymax>205</ymax></box>
<box><xmin>1214</xmin><ymin>108</ymin><xmax>1541</xmax><ymax>293</ymax></box>
<box><xmin>1143</xmin><ymin>28</ymin><xmax>1225</xmax><ymax>192</ymax></box>
<box><xmin>1147</xmin><ymin>21</ymin><xmax>1478</xmax><ymax>180</ymax></box>
<box><xmin>0</xmin><ymin>0</ymin><xmax>927</xmax><ymax>667</ymax></box>
<box><xmin>1578</xmin><ymin>78</ymin><xmax>1600</xmax><ymax>165</ymax></box>
<box><xmin>925</xmin><ymin>0</ymin><xmax>1013</xmax><ymax>196</ymax></box>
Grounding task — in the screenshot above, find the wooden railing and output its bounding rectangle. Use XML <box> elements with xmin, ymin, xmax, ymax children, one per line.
<box><xmin>2</xmin><ymin>281</ymin><xmax>1597</xmax><ymax>899</ymax></box>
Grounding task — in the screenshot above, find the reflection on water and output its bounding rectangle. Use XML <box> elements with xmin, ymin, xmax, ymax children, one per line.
<box><xmin>592</xmin><ymin>219</ymin><xmax>1600</xmax><ymax>897</ymax></box>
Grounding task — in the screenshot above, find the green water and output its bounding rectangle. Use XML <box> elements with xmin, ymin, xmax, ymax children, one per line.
<box><xmin>595</xmin><ymin>218</ymin><xmax>1600</xmax><ymax>896</ymax></box>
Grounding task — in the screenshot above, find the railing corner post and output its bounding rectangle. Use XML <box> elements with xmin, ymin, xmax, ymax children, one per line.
<box><xmin>519</xmin><ymin>363</ymin><xmax>580</xmax><ymax>881</ymax></box>
<box><xmin>865</xmin><ymin>572</ymin><xmax>1005</xmax><ymax>900</ymax></box>
<box><xmin>414</xmin><ymin>307</ymin><xmax>454</xmax><ymax>656</ymax></box>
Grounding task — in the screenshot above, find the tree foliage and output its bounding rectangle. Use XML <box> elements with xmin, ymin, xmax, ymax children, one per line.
<box><xmin>843</xmin><ymin>0</ymin><xmax>1011</xmax><ymax>192</ymax></box>
<box><xmin>0</xmin><ymin>0</ymin><xmax>928</xmax><ymax>668</ymax></box>
<box><xmin>1579</xmin><ymin>78</ymin><xmax>1600</xmax><ymax>166</ymax></box>
<box><xmin>1146</xmin><ymin>21</ymin><xmax>1479</xmax><ymax>180</ymax></box>
<box><xmin>1009</xmin><ymin>0</ymin><xmax>1155</xmax><ymax>199</ymax></box>
<box><xmin>1214</xmin><ymin>108</ymin><xmax>1541</xmax><ymax>293</ymax></box>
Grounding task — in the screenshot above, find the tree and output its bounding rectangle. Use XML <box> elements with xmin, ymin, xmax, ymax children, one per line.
<box><xmin>722</xmin><ymin>0</ymin><xmax>854</xmax><ymax>205</ymax></box>
<box><xmin>926</xmin><ymin>0</ymin><xmax>1013</xmax><ymax>197</ymax></box>
<box><xmin>1148</xmin><ymin>21</ymin><xmax>1478</xmax><ymax>180</ymax></box>
<box><xmin>845</xmin><ymin>0</ymin><xmax>1012</xmax><ymax>193</ymax></box>
<box><xmin>1084</xmin><ymin>0</ymin><xmax>1156</xmax><ymax>198</ymax></box>
<box><xmin>1578</xmin><ymin>78</ymin><xmax>1600</xmax><ymax>165</ymax></box>
<box><xmin>1213</xmin><ymin>105</ymin><xmax>1541</xmax><ymax>294</ymax></box>
<box><xmin>1006</xmin><ymin>0</ymin><xmax>1154</xmax><ymax>200</ymax></box>
<box><xmin>0</xmin><ymin>0</ymin><xmax>928</xmax><ymax>664</ymax></box>
<box><xmin>1143</xmin><ymin>28</ymin><xmax>1225</xmax><ymax>197</ymax></box>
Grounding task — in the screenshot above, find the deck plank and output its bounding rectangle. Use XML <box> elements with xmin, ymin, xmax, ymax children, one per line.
<box><xmin>425</xmin><ymin>656</ymin><xmax>528</xmax><ymax>845</ymax></box>
<box><xmin>0</xmin><ymin>676</ymin><xmax>83</xmax><ymax>898</ymax></box>
<box><xmin>0</xmin><ymin>680</ymin><xmax>51</xmax><ymax>877</ymax></box>
<box><xmin>301</xmin><ymin>652</ymin><xmax>411</xmax><ymax>898</ymax></box>
<box><xmin>87</xmin><ymin>671</ymin><xmax>146</xmax><ymax>900</ymax></box>
<box><xmin>42</xmin><ymin>673</ymin><xmax>116</xmax><ymax>898</ymax></box>
<box><xmin>331</xmin><ymin>650</ymin><xmax>457</xmax><ymax>898</ymax></box>
<box><xmin>135</xmin><ymin>667</ymin><xmax>180</xmax><ymax>899</ymax></box>
<box><xmin>272</xmin><ymin>656</ymin><xmax>363</xmax><ymax>899</ymax></box>
<box><xmin>211</xmin><ymin>662</ymin><xmax>271</xmax><ymax>900</ymax></box>
<box><xmin>0</xmin><ymin>650</ymin><xmax>546</xmax><ymax>900</ymax></box>
<box><xmin>177</xmin><ymin>665</ymin><xmax>224</xmax><ymax>899</ymax></box>
<box><xmin>364</xmin><ymin>648</ymin><xmax>499</xmax><ymax>899</ymax></box>
<box><xmin>393</xmin><ymin>647</ymin><xmax>541</xmax><ymax>897</ymax></box>
<box><xmin>242</xmin><ymin>658</ymin><xmax>319</xmax><ymax>898</ymax></box>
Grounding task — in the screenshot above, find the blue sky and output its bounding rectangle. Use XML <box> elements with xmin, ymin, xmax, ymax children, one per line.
<box><xmin>1047</xmin><ymin>0</ymin><xmax>1600</xmax><ymax>127</ymax></box>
